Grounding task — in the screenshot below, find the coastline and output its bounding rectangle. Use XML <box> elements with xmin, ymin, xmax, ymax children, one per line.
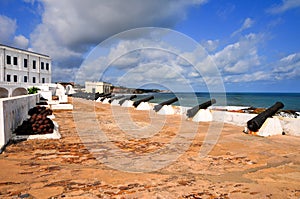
<box><xmin>0</xmin><ymin>97</ymin><xmax>299</xmax><ymax>198</ymax></box>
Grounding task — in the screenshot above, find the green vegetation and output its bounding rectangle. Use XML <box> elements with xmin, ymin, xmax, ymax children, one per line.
<box><xmin>27</xmin><ymin>87</ymin><xmax>40</xmax><ymax>94</ymax></box>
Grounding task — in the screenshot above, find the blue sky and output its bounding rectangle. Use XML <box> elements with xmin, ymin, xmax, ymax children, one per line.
<box><xmin>0</xmin><ymin>0</ymin><xmax>300</xmax><ymax>92</ymax></box>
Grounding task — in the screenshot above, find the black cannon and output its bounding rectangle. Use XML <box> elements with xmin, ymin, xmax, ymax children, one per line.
<box><xmin>94</xmin><ymin>92</ymin><xmax>105</xmax><ymax>100</ymax></box>
<box><xmin>109</xmin><ymin>95</ymin><xmax>125</xmax><ymax>103</ymax></box>
<box><xmin>153</xmin><ymin>97</ymin><xmax>178</xmax><ymax>112</ymax></box>
<box><xmin>247</xmin><ymin>102</ymin><xmax>284</xmax><ymax>132</ymax></box>
<box><xmin>119</xmin><ymin>95</ymin><xmax>137</xmax><ymax>105</ymax></box>
<box><xmin>100</xmin><ymin>93</ymin><xmax>113</xmax><ymax>102</ymax></box>
<box><xmin>186</xmin><ymin>99</ymin><xmax>216</xmax><ymax>118</ymax></box>
<box><xmin>133</xmin><ymin>95</ymin><xmax>155</xmax><ymax>108</ymax></box>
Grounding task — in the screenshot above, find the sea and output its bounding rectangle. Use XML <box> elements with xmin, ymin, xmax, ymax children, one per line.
<box><xmin>134</xmin><ymin>92</ymin><xmax>300</xmax><ymax>111</ymax></box>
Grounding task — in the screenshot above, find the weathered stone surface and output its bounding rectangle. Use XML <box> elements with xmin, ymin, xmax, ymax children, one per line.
<box><xmin>0</xmin><ymin>97</ymin><xmax>299</xmax><ymax>198</ymax></box>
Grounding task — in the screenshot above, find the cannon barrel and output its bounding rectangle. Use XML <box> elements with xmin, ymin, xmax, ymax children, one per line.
<box><xmin>94</xmin><ymin>92</ymin><xmax>105</xmax><ymax>100</ymax></box>
<box><xmin>153</xmin><ymin>97</ymin><xmax>178</xmax><ymax>112</ymax></box>
<box><xmin>100</xmin><ymin>93</ymin><xmax>113</xmax><ymax>102</ymax></box>
<box><xmin>247</xmin><ymin>102</ymin><xmax>284</xmax><ymax>132</ymax></box>
<box><xmin>133</xmin><ymin>95</ymin><xmax>154</xmax><ymax>108</ymax></box>
<box><xmin>119</xmin><ymin>95</ymin><xmax>137</xmax><ymax>105</ymax></box>
<box><xmin>186</xmin><ymin>99</ymin><xmax>216</xmax><ymax>118</ymax></box>
<box><xmin>108</xmin><ymin>95</ymin><xmax>125</xmax><ymax>103</ymax></box>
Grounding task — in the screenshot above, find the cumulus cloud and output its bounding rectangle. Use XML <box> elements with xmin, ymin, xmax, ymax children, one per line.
<box><xmin>13</xmin><ymin>35</ymin><xmax>29</xmax><ymax>49</ymax></box>
<box><xmin>0</xmin><ymin>15</ymin><xmax>17</xmax><ymax>44</ymax></box>
<box><xmin>267</xmin><ymin>0</ymin><xmax>300</xmax><ymax>14</ymax></box>
<box><xmin>224</xmin><ymin>71</ymin><xmax>270</xmax><ymax>83</ymax></box>
<box><xmin>27</xmin><ymin>0</ymin><xmax>211</xmax><ymax>83</ymax></box>
<box><xmin>213</xmin><ymin>33</ymin><xmax>261</xmax><ymax>74</ymax></box>
<box><xmin>0</xmin><ymin>15</ymin><xmax>30</xmax><ymax>49</ymax></box>
<box><xmin>77</xmin><ymin>39</ymin><xmax>189</xmax><ymax>84</ymax></box>
<box><xmin>30</xmin><ymin>0</ymin><xmax>207</xmax><ymax>75</ymax></box>
<box><xmin>223</xmin><ymin>52</ymin><xmax>300</xmax><ymax>83</ymax></box>
<box><xmin>201</xmin><ymin>39</ymin><xmax>219</xmax><ymax>52</ymax></box>
<box><xmin>272</xmin><ymin>53</ymin><xmax>300</xmax><ymax>80</ymax></box>
<box><xmin>231</xmin><ymin>18</ymin><xmax>254</xmax><ymax>37</ymax></box>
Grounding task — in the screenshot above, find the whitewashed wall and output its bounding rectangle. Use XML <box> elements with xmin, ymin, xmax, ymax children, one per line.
<box><xmin>0</xmin><ymin>94</ymin><xmax>39</xmax><ymax>150</ymax></box>
<box><xmin>0</xmin><ymin>45</ymin><xmax>51</xmax><ymax>84</ymax></box>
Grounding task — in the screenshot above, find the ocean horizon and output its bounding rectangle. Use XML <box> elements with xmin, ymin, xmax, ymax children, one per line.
<box><xmin>134</xmin><ymin>92</ymin><xmax>300</xmax><ymax>111</ymax></box>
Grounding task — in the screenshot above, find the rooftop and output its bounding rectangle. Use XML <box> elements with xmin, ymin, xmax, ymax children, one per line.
<box><xmin>0</xmin><ymin>43</ymin><xmax>50</xmax><ymax>58</ymax></box>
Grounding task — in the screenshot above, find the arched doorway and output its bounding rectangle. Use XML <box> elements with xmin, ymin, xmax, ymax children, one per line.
<box><xmin>12</xmin><ymin>87</ymin><xmax>28</xmax><ymax>97</ymax></box>
<box><xmin>0</xmin><ymin>87</ymin><xmax>9</xmax><ymax>98</ymax></box>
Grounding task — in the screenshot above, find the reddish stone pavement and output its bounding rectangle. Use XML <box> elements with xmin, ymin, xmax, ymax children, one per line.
<box><xmin>0</xmin><ymin>97</ymin><xmax>299</xmax><ymax>198</ymax></box>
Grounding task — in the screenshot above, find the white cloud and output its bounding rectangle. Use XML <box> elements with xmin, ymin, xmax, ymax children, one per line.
<box><xmin>201</xmin><ymin>39</ymin><xmax>219</xmax><ymax>52</ymax></box>
<box><xmin>267</xmin><ymin>0</ymin><xmax>300</xmax><ymax>14</ymax></box>
<box><xmin>224</xmin><ymin>71</ymin><xmax>270</xmax><ymax>83</ymax></box>
<box><xmin>0</xmin><ymin>15</ymin><xmax>17</xmax><ymax>44</ymax></box>
<box><xmin>223</xmin><ymin>52</ymin><xmax>300</xmax><ymax>83</ymax></box>
<box><xmin>30</xmin><ymin>0</ymin><xmax>207</xmax><ymax>71</ymax></box>
<box><xmin>231</xmin><ymin>17</ymin><xmax>254</xmax><ymax>37</ymax></box>
<box><xmin>23</xmin><ymin>0</ymin><xmax>36</xmax><ymax>4</ymax></box>
<box><xmin>213</xmin><ymin>33</ymin><xmax>261</xmax><ymax>74</ymax></box>
<box><xmin>272</xmin><ymin>53</ymin><xmax>300</xmax><ymax>79</ymax></box>
<box><xmin>13</xmin><ymin>35</ymin><xmax>29</xmax><ymax>49</ymax></box>
<box><xmin>0</xmin><ymin>15</ymin><xmax>30</xmax><ymax>49</ymax></box>
<box><xmin>115</xmin><ymin>62</ymin><xmax>191</xmax><ymax>91</ymax></box>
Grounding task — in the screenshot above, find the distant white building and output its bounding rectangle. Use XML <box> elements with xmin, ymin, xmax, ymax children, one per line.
<box><xmin>0</xmin><ymin>44</ymin><xmax>51</xmax><ymax>84</ymax></box>
<box><xmin>85</xmin><ymin>81</ymin><xmax>112</xmax><ymax>93</ymax></box>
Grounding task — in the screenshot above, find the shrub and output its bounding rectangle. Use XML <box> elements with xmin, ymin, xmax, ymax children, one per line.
<box><xmin>27</xmin><ymin>86</ymin><xmax>40</xmax><ymax>94</ymax></box>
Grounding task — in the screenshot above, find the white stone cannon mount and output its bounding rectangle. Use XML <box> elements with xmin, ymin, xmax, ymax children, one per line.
<box><xmin>243</xmin><ymin>117</ymin><xmax>283</xmax><ymax>137</ymax></box>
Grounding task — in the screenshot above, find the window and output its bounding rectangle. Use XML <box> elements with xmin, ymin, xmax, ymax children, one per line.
<box><xmin>41</xmin><ymin>62</ymin><xmax>44</xmax><ymax>70</ymax></box>
<box><xmin>46</xmin><ymin>63</ymin><xmax>49</xmax><ymax>70</ymax></box>
<box><xmin>14</xmin><ymin>75</ymin><xmax>18</xmax><ymax>82</ymax></box>
<box><xmin>32</xmin><ymin>77</ymin><xmax>36</xmax><ymax>83</ymax></box>
<box><xmin>6</xmin><ymin>55</ymin><xmax>11</xmax><ymax>65</ymax></box>
<box><xmin>42</xmin><ymin>78</ymin><xmax>45</xmax><ymax>83</ymax></box>
<box><xmin>33</xmin><ymin>60</ymin><xmax>36</xmax><ymax>69</ymax></box>
<box><xmin>24</xmin><ymin>59</ymin><xmax>28</xmax><ymax>68</ymax></box>
<box><xmin>6</xmin><ymin>74</ymin><xmax>11</xmax><ymax>82</ymax></box>
<box><xmin>24</xmin><ymin>76</ymin><xmax>28</xmax><ymax>82</ymax></box>
<box><xmin>13</xmin><ymin>57</ymin><xmax>18</xmax><ymax>65</ymax></box>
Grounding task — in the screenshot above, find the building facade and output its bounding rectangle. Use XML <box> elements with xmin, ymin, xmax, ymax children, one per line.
<box><xmin>85</xmin><ymin>81</ymin><xmax>112</xmax><ymax>93</ymax></box>
<box><xmin>0</xmin><ymin>44</ymin><xmax>51</xmax><ymax>84</ymax></box>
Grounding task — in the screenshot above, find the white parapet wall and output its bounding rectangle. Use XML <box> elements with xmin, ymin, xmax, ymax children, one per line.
<box><xmin>212</xmin><ymin>111</ymin><xmax>255</xmax><ymax>126</ymax></box>
<box><xmin>0</xmin><ymin>94</ymin><xmax>40</xmax><ymax>150</ymax></box>
<box><xmin>278</xmin><ymin>117</ymin><xmax>300</xmax><ymax>136</ymax></box>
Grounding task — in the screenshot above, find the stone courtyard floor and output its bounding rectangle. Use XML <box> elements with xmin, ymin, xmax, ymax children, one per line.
<box><xmin>0</xmin><ymin>97</ymin><xmax>299</xmax><ymax>198</ymax></box>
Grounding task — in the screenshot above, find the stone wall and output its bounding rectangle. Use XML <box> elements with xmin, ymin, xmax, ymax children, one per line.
<box><xmin>0</xmin><ymin>94</ymin><xmax>39</xmax><ymax>150</ymax></box>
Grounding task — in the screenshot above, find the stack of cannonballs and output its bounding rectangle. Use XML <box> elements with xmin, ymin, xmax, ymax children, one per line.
<box><xmin>14</xmin><ymin>106</ymin><xmax>55</xmax><ymax>135</ymax></box>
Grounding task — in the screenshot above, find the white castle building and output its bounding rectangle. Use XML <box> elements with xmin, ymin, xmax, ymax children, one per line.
<box><xmin>0</xmin><ymin>44</ymin><xmax>52</xmax><ymax>98</ymax></box>
<box><xmin>0</xmin><ymin>44</ymin><xmax>51</xmax><ymax>84</ymax></box>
